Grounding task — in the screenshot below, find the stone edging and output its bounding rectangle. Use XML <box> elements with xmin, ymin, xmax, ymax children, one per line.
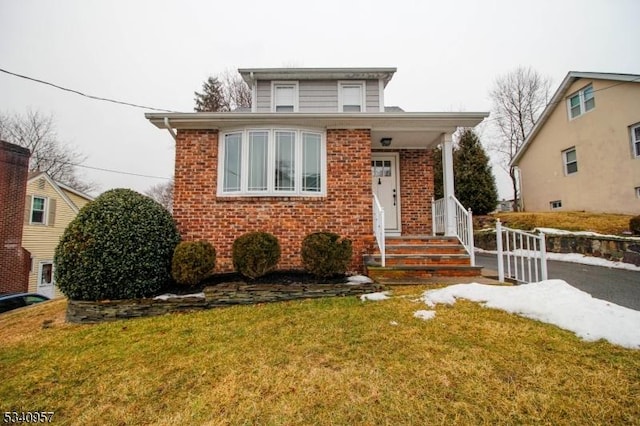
<box><xmin>66</xmin><ymin>281</ymin><xmax>385</xmax><ymax>324</ymax></box>
<box><xmin>475</xmin><ymin>230</ymin><xmax>640</xmax><ymax>265</ymax></box>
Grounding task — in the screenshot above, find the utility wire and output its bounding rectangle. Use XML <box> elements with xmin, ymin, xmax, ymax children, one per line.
<box><xmin>0</xmin><ymin>67</ymin><xmax>179</xmax><ymax>113</ymax></box>
<box><xmin>0</xmin><ymin>156</ymin><xmax>170</xmax><ymax>180</ymax></box>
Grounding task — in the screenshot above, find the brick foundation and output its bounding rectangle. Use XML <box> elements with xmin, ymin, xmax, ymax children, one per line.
<box><xmin>0</xmin><ymin>140</ymin><xmax>30</xmax><ymax>294</ymax></box>
<box><xmin>174</xmin><ymin>129</ymin><xmax>374</xmax><ymax>273</ymax></box>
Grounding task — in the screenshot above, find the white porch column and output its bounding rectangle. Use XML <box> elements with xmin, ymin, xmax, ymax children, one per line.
<box><xmin>441</xmin><ymin>133</ymin><xmax>456</xmax><ymax>236</ymax></box>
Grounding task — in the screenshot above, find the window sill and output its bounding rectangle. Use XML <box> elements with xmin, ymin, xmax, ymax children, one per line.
<box><xmin>216</xmin><ymin>195</ymin><xmax>327</xmax><ymax>203</ymax></box>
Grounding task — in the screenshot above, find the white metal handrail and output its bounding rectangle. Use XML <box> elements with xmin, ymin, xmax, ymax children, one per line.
<box><xmin>372</xmin><ymin>193</ymin><xmax>386</xmax><ymax>267</ymax></box>
<box><xmin>432</xmin><ymin>196</ymin><xmax>474</xmax><ymax>265</ymax></box>
<box><xmin>496</xmin><ymin>219</ymin><xmax>548</xmax><ymax>283</ymax></box>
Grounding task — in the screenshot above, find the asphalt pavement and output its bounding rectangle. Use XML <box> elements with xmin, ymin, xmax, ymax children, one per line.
<box><xmin>475</xmin><ymin>253</ymin><xmax>640</xmax><ymax>311</ymax></box>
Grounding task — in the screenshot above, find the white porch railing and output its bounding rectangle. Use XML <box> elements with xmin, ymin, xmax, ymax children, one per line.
<box><xmin>496</xmin><ymin>219</ymin><xmax>548</xmax><ymax>283</ymax></box>
<box><xmin>432</xmin><ymin>196</ymin><xmax>475</xmax><ymax>265</ymax></box>
<box><xmin>372</xmin><ymin>193</ymin><xmax>386</xmax><ymax>267</ymax></box>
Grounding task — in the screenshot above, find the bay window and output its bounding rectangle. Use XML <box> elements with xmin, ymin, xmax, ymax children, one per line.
<box><xmin>220</xmin><ymin>128</ymin><xmax>325</xmax><ymax>196</ymax></box>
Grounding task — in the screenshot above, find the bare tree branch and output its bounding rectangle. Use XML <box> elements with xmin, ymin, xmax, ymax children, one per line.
<box><xmin>0</xmin><ymin>110</ymin><xmax>96</xmax><ymax>192</ymax></box>
<box><xmin>144</xmin><ymin>178</ymin><xmax>173</xmax><ymax>213</ymax></box>
<box><xmin>489</xmin><ymin>67</ymin><xmax>550</xmax><ymax>211</ymax></box>
<box><xmin>194</xmin><ymin>71</ymin><xmax>252</xmax><ymax>112</ymax></box>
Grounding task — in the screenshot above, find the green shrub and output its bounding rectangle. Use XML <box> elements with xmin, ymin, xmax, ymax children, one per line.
<box><xmin>301</xmin><ymin>232</ymin><xmax>353</xmax><ymax>278</ymax></box>
<box><xmin>171</xmin><ymin>241</ymin><xmax>216</xmax><ymax>286</ymax></box>
<box><xmin>631</xmin><ymin>216</ymin><xmax>640</xmax><ymax>235</ymax></box>
<box><xmin>54</xmin><ymin>189</ymin><xmax>180</xmax><ymax>300</ymax></box>
<box><xmin>232</xmin><ymin>232</ymin><xmax>281</xmax><ymax>279</ymax></box>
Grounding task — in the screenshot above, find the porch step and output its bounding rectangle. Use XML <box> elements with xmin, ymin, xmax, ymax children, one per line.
<box><xmin>365</xmin><ymin>235</ymin><xmax>482</xmax><ymax>282</ymax></box>
<box><xmin>366</xmin><ymin>265</ymin><xmax>483</xmax><ymax>284</ymax></box>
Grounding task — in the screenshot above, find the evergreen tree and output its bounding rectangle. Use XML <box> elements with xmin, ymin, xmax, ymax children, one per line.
<box><xmin>432</xmin><ymin>129</ymin><xmax>498</xmax><ymax>215</ymax></box>
<box><xmin>194</xmin><ymin>76</ymin><xmax>230</xmax><ymax>112</ymax></box>
<box><xmin>453</xmin><ymin>129</ymin><xmax>498</xmax><ymax>215</ymax></box>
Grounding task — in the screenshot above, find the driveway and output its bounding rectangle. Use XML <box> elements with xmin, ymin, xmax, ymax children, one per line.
<box><xmin>475</xmin><ymin>253</ymin><xmax>640</xmax><ymax>311</ymax></box>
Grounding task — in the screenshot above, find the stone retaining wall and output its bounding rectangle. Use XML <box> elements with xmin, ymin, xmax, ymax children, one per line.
<box><xmin>66</xmin><ymin>281</ymin><xmax>385</xmax><ymax>324</ymax></box>
<box><xmin>475</xmin><ymin>230</ymin><xmax>640</xmax><ymax>265</ymax></box>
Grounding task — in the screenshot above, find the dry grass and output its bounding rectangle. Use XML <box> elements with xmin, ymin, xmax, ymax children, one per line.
<box><xmin>1</xmin><ymin>291</ymin><xmax>639</xmax><ymax>425</ymax></box>
<box><xmin>488</xmin><ymin>212</ymin><xmax>634</xmax><ymax>235</ymax></box>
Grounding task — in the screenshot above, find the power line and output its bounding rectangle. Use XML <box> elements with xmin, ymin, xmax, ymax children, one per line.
<box><xmin>0</xmin><ymin>67</ymin><xmax>179</xmax><ymax>113</ymax></box>
<box><xmin>0</xmin><ymin>156</ymin><xmax>170</xmax><ymax>180</ymax></box>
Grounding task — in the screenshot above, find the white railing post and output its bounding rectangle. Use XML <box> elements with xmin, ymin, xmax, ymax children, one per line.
<box><xmin>539</xmin><ymin>231</ymin><xmax>547</xmax><ymax>281</ymax></box>
<box><xmin>496</xmin><ymin>219</ymin><xmax>504</xmax><ymax>283</ymax></box>
<box><xmin>467</xmin><ymin>208</ymin><xmax>475</xmax><ymax>266</ymax></box>
<box><xmin>372</xmin><ymin>194</ymin><xmax>386</xmax><ymax>268</ymax></box>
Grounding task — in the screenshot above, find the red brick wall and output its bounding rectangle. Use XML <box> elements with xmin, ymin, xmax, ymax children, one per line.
<box><xmin>0</xmin><ymin>140</ymin><xmax>30</xmax><ymax>294</ymax></box>
<box><xmin>398</xmin><ymin>149</ymin><xmax>434</xmax><ymax>234</ymax></box>
<box><xmin>173</xmin><ymin>129</ymin><xmax>374</xmax><ymax>273</ymax></box>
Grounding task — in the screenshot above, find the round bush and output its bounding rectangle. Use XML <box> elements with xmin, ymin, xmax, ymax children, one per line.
<box><xmin>171</xmin><ymin>241</ymin><xmax>216</xmax><ymax>286</ymax></box>
<box><xmin>54</xmin><ymin>189</ymin><xmax>180</xmax><ymax>300</ymax></box>
<box><xmin>232</xmin><ymin>232</ymin><xmax>281</xmax><ymax>279</ymax></box>
<box><xmin>301</xmin><ymin>232</ymin><xmax>353</xmax><ymax>278</ymax></box>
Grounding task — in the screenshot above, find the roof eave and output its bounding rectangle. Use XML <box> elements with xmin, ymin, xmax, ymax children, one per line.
<box><xmin>146</xmin><ymin>111</ymin><xmax>489</xmax><ymax>132</ymax></box>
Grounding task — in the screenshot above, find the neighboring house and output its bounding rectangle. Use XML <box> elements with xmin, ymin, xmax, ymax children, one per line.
<box><xmin>146</xmin><ymin>67</ymin><xmax>488</xmax><ymax>277</ymax></box>
<box><xmin>497</xmin><ymin>199</ymin><xmax>515</xmax><ymax>213</ymax></box>
<box><xmin>511</xmin><ymin>72</ymin><xmax>640</xmax><ymax>214</ymax></box>
<box><xmin>0</xmin><ymin>140</ymin><xmax>31</xmax><ymax>295</ymax></box>
<box><xmin>22</xmin><ymin>172</ymin><xmax>93</xmax><ymax>298</ymax></box>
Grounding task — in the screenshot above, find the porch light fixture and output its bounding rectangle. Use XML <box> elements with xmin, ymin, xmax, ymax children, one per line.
<box><xmin>380</xmin><ymin>137</ymin><xmax>392</xmax><ymax>147</ymax></box>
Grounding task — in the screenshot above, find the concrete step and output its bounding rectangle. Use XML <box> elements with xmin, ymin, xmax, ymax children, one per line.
<box><xmin>381</xmin><ymin>244</ymin><xmax>467</xmax><ymax>255</ymax></box>
<box><xmin>366</xmin><ymin>265</ymin><xmax>483</xmax><ymax>283</ymax></box>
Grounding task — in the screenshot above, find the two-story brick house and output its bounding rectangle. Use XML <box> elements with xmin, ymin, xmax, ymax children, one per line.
<box><xmin>146</xmin><ymin>67</ymin><xmax>488</xmax><ymax>279</ymax></box>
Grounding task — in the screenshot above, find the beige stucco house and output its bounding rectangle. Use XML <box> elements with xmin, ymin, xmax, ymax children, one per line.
<box><xmin>511</xmin><ymin>72</ymin><xmax>640</xmax><ymax>214</ymax></box>
<box><xmin>23</xmin><ymin>172</ymin><xmax>93</xmax><ymax>298</ymax></box>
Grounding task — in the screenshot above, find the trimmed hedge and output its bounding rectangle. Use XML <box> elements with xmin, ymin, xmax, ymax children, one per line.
<box><xmin>54</xmin><ymin>189</ymin><xmax>180</xmax><ymax>300</ymax></box>
<box><xmin>631</xmin><ymin>216</ymin><xmax>640</xmax><ymax>236</ymax></box>
<box><xmin>171</xmin><ymin>241</ymin><xmax>216</xmax><ymax>286</ymax></box>
<box><xmin>232</xmin><ymin>232</ymin><xmax>281</xmax><ymax>279</ymax></box>
<box><xmin>301</xmin><ymin>232</ymin><xmax>353</xmax><ymax>278</ymax></box>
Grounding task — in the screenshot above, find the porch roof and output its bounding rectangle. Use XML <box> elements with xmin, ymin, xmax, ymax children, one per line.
<box><xmin>145</xmin><ymin>112</ymin><xmax>489</xmax><ymax>149</ymax></box>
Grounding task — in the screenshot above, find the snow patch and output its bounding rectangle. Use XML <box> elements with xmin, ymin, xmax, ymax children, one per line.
<box><xmin>422</xmin><ymin>280</ymin><xmax>640</xmax><ymax>350</ymax></box>
<box><xmin>347</xmin><ymin>275</ymin><xmax>374</xmax><ymax>284</ymax></box>
<box><xmin>153</xmin><ymin>292</ymin><xmax>205</xmax><ymax>301</ymax></box>
<box><xmin>413</xmin><ymin>310</ymin><xmax>436</xmax><ymax>321</ymax></box>
<box><xmin>360</xmin><ymin>291</ymin><xmax>391</xmax><ymax>301</ymax></box>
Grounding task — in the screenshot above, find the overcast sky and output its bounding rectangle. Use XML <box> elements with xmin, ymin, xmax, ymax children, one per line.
<box><xmin>1</xmin><ymin>0</ymin><xmax>638</xmax><ymax>198</ymax></box>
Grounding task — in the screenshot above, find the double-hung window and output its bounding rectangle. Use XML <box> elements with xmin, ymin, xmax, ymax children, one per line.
<box><xmin>30</xmin><ymin>196</ymin><xmax>47</xmax><ymax>224</ymax></box>
<box><xmin>631</xmin><ymin>123</ymin><xmax>640</xmax><ymax>158</ymax></box>
<box><xmin>338</xmin><ymin>81</ymin><xmax>365</xmax><ymax>112</ymax></box>
<box><xmin>563</xmin><ymin>147</ymin><xmax>578</xmax><ymax>175</ymax></box>
<box><xmin>567</xmin><ymin>84</ymin><xmax>595</xmax><ymax>119</ymax></box>
<box><xmin>272</xmin><ymin>82</ymin><xmax>298</xmax><ymax>112</ymax></box>
<box><xmin>220</xmin><ymin>129</ymin><xmax>325</xmax><ymax>196</ymax></box>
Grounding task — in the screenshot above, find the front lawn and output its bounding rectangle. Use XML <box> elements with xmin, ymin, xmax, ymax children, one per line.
<box><xmin>1</xmin><ymin>289</ymin><xmax>639</xmax><ymax>425</ymax></box>
<box><xmin>488</xmin><ymin>211</ymin><xmax>634</xmax><ymax>235</ymax></box>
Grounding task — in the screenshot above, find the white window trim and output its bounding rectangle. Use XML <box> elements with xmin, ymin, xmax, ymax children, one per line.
<box><xmin>30</xmin><ymin>195</ymin><xmax>48</xmax><ymax>225</ymax></box>
<box><xmin>635</xmin><ymin>187</ymin><xmax>640</xmax><ymax>199</ymax></box>
<box><xmin>550</xmin><ymin>200</ymin><xmax>562</xmax><ymax>210</ymax></box>
<box><xmin>566</xmin><ymin>84</ymin><xmax>595</xmax><ymax>120</ymax></box>
<box><xmin>271</xmin><ymin>81</ymin><xmax>299</xmax><ymax>112</ymax></box>
<box><xmin>217</xmin><ymin>127</ymin><xmax>327</xmax><ymax>197</ymax></box>
<box><xmin>631</xmin><ymin>123</ymin><xmax>640</xmax><ymax>159</ymax></box>
<box><xmin>338</xmin><ymin>81</ymin><xmax>366</xmax><ymax>112</ymax></box>
<box><xmin>563</xmin><ymin>147</ymin><xmax>578</xmax><ymax>176</ymax></box>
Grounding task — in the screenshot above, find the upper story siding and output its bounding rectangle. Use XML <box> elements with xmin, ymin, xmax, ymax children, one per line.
<box><xmin>255</xmin><ymin>79</ymin><xmax>382</xmax><ymax>112</ymax></box>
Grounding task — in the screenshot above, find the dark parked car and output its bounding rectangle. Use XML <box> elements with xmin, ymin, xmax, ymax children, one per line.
<box><xmin>0</xmin><ymin>293</ymin><xmax>50</xmax><ymax>314</ymax></box>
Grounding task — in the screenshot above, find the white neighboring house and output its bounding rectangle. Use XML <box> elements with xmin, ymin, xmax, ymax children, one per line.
<box><xmin>22</xmin><ymin>172</ymin><xmax>93</xmax><ymax>298</ymax></box>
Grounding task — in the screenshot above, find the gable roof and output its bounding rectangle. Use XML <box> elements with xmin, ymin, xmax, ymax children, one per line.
<box><xmin>510</xmin><ymin>71</ymin><xmax>640</xmax><ymax>166</ymax></box>
<box><xmin>27</xmin><ymin>172</ymin><xmax>93</xmax><ymax>214</ymax></box>
<box><xmin>238</xmin><ymin>67</ymin><xmax>397</xmax><ymax>87</ymax></box>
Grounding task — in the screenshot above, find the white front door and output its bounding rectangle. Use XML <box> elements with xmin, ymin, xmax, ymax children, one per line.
<box><xmin>37</xmin><ymin>261</ymin><xmax>55</xmax><ymax>298</ymax></box>
<box><xmin>371</xmin><ymin>154</ymin><xmax>400</xmax><ymax>233</ymax></box>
